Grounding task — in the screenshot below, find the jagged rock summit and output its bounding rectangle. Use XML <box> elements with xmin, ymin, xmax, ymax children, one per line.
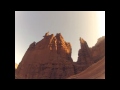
<box><xmin>15</xmin><ymin>32</ymin><xmax>105</xmax><ymax>79</ymax></box>
<box><xmin>77</xmin><ymin>37</ymin><xmax>93</xmax><ymax>68</ymax></box>
<box><xmin>16</xmin><ymin>32</ymin><xmax>74</xmax><ymax>79</ymax></box>
<box><xmin>77</xmin><ymin>36</ymin><xmax>105</xmax><ymax>72</ymax></box>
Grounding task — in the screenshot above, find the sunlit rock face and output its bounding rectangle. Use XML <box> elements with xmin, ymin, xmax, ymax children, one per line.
<box><xmin>15</xmin><ymin>63</ymin><xmax>18</xmax><ymax>69</ymax></box>
<box><xmin>77</xmin><ymin>37</ymin><xmax>93</xmax><ymax>68</ymax></box>
<box><xmin>16</xmin><ymin>32</ymin><xmax>74</xmax><ymax>79</ymax></box>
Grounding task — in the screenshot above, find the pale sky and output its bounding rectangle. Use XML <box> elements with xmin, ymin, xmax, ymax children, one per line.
<box><xmin>15</xmin><ymin>11</ymin><xmax>105</xmax><ymax>64</ymax></box>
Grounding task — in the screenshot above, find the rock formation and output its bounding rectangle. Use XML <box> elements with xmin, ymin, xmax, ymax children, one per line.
<box><xmin>67</xmin><ymin>56</ymin><xmax>105</xmax><ymax>79</ymax></box>
<box><xmin>77</xmin><ymin>36</ymin><xmax>105</xmax><ymax>71</ymax></box>
<box><xmin>15</xmin><ymin>32</ymin><xmax>105</xmax><ymax>79</ymax></box>
<box><xmin>16</xmin><ymin>32</ymin><xmax>74</xmax><ymax>79</ymax></box>
<box><xmin>77</xmin><ymin>37</ymin><xmax>93</xmax><ymax>70</ymax></box>
<box><xmin>90</xmin><ymin>36</ymin><xmax>105</xmax><ymax>63</ymax></box>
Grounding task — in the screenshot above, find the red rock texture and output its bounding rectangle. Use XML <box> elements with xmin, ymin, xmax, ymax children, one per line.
<box><xmin>15</xmin><ymin>32</ymin><xmax>105</xmax><ymax>79</ymax></box>
<box><xmin>67</xmin><ymin>56</ymin><xmax>105</xmax><ymax>79</ymax></box>
<box><xmin>90</xmin><ymin>36</ymin><xmax>105</xmax><ymax>63</ymax></box>
<box><xmin>76</xmin><ymin>36</ymin><xmax>105</xmax><ymax>72</ymax></box>
<box><xmin>16</xmin><ymin>32</ymin><xmax>74</xmax><ymax>79</ymax></box>
<box><xmin>77</xmin><ymin>37</ymin><xmax>93</xmax><ymax>69</ymax></box>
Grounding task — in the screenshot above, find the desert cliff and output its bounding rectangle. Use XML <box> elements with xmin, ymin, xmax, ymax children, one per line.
<box><xmin>15</xmin><ymin>32</ymin><xmax>105</xmax><ymax>79</ymax></box>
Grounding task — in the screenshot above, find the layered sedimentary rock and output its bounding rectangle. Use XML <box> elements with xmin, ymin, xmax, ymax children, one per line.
<box><xmin>16</xmin><ymin>32</ymin><xmax>74</xmax><ymax>79</ymax></box>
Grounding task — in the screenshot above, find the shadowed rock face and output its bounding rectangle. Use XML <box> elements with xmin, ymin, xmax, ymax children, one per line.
<box><xmin>90</xmin><ymin>36</ymin><xmax>105</xmax><ymax>63</ymax></box>
<box><xmin>67</xmin><ymin>56</ymin><xmax>105</xmax><ymax>79</ymax></box>
<box><xmin>71</xmin><ymin>37</ymin><xmax>105</xmax><ymax>79</ymax></box>
<box><xmin>77</xmin><ymin>37</ymin><xmax>93</xmax><ymax>68</ymax></box>
<box><xmin>16</xmin><ymin>33</ymin><xmax>74</xmax><ymax>79</ymax></box>
<box><xmin>76</xmin><ymin>36</ymin><xmax>105</xmax><ymax>72</ymax></box>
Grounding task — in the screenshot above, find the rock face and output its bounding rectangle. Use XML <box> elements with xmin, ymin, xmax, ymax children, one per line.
<box><xmin>77</xmin><ymin>37</ymin><xmax>93</xmax><ymax>70</ymax></box>
<box><xmin>95</xmin><ymin>36</ymin><xmax>105</xmax><ymax>46</ymax></box>
<box><xmin>16</xmin><ymin>32</ymin><xmax>105</xmax><ymax>79</ymax></box>
<box><xmin>90</xmin><ymin>36</ymin><xmax>105</xmax><ymax>63</ymax></box>
<box><xmin>16</xmin><ymin>32</ymin><xmax>74</xmax><ymax>79</ymax></box>
<box><xmin>77</xmin><ymin>36</ymin><xmax>105</xmax><ymax>71</ymax></box>
<box><xmin>67</xmin><ymin>56</ymin><xmax>105</xmax><ymax>79</ymax></box>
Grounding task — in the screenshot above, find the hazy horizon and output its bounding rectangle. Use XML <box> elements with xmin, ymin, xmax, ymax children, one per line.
<box><xmin>15</xmin><ymin>11</ymin><xmax>105</xmax><ymax>64</ymax></box>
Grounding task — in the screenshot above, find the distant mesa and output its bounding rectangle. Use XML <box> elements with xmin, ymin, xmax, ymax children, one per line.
<box><xmin>15</xmin><ymin>32</ymin><xmax>105</xmax><ymax>79</ymax></box>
